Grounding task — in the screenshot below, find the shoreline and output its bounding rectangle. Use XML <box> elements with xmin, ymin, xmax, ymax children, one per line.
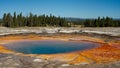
<box><xmin>0</xmin><ymin>33</ymin><xmax>120</xmax><ymax>65</ymax></box>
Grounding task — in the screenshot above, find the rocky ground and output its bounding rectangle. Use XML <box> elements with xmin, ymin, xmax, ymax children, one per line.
<box><xmin>0</xmin><ymin>53</ymin><xmax>120</xmax><ymax>68</ymax></box>
<box><xmin>0</xmin><ymin>53</ymin><xmax>64</xmax><ymax>68</ymax></box>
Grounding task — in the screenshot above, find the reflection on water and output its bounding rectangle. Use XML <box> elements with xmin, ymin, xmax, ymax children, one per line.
<box><xmin>3</xmin><ymin>40</ymin><xmax>99</xmax><ymax>54</ymax></box>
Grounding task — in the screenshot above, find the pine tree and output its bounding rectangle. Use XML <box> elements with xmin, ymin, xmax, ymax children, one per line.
<box><xmin>13</xmin><ymin>12</ymin><xmax>18</xmax><ymax>27</ymax></box>
<box><xmin>6</xmin><ymin>13</ymin><xmax>13</xmax><ymax>27</ymax></box>
<box><xmin>3</xmin><ymin>13</ymin><xmax>7</xmax><ymax>26</ymax></box>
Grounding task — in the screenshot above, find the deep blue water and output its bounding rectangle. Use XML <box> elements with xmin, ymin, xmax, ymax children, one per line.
<box><xmin>3</xmin><ymin>40</ymin><xmax>98</xmax><ymax>54</ymax></box>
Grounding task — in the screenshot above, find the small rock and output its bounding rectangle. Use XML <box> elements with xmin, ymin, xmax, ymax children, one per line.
<box><xmin>6</xmin><ymin>56</ymin><xmax>12</xmax><ymax>59</ymax></box>
<box><xmin>76</xmin><ymin>62</ymin><xmax>89</xmax><ymax>65</ymax></box>
<box><xmin>61</xmin><ymin>64</ymin><xmax>70</xmax><ymax>66</ymax></box>
<box><xmin>33</xmin><ymin>59</ymin><xmax>43</xmax><ymax>62</ymax></box>
<box><xmin>14</xmin><ymin>63</ymin><xmax>19</xmax><ymax>66</ymax></box>
<box><xmin>7</xmin><ymin>67</ymin><xmax>14</xmax><ymax>68</ymax></box>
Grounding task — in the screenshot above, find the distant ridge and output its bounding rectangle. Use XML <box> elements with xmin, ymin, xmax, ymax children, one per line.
<box><xmin>65</xmin><ymin>17</ymin><xmax>120</xmax><ymax>22</ymax></box>
<box><xmin>65</xmin><ymin>17</ymin><xmax>86</xmax><ymax>21</ymax></box>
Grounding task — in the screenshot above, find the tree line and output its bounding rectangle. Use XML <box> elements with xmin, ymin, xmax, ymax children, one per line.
<box><xmin>0</xmin><ymin>12</ymin><xmax>69</xmax><ymax>27</ymax></box>
<box><xmin>84</xmin><ymin>17</ymin><xmax>120</xmax><ymax>27</ymax></box>
<box><xmin>0</xmin><ymin>12</ymin><xmax>120</xmax><ymax>27</ymax></box>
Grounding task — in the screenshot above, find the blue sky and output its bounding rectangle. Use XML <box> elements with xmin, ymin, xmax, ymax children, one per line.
<box><xmin>0</xmin><ymin>0</ymin><xmax>120</xmax><ymax>18</ymax></box>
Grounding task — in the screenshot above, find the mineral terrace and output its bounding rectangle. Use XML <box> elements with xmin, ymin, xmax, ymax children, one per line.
<box><xmin>0</xmin><ymin>27</ymin><xmax>120</xmax><ymax>68</ymax></box>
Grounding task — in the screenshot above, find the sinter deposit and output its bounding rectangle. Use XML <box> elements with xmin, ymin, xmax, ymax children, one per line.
<box><xmin>0</xmin><ymin>27</ymin><xmax>120</xmax><ymax>36</ymax></box>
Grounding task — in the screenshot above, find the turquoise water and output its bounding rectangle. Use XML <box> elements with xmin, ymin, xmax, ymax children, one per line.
<box><xmin>3</xmin><ymin>40</ymin><xmax>98</xmax><ymax>54</ymax></box>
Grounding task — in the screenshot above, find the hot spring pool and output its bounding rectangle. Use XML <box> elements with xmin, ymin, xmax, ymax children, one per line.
<box><xmin>3</xmin><ymin>40</ymin><xmax>99</xmax><ymax>54</ymax></box>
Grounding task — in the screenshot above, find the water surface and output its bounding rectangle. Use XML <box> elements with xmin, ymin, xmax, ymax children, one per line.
<box><xmin>3</xmin><ymin>40</ymin><xmax>99</xmax><ymax>54</ymax></box>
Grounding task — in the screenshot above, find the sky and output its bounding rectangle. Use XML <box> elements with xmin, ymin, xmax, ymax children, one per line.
<box><xmin>0</xmin><ymin>0</ymin><xmax>120</xmax><ymax>18</ymax></box>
